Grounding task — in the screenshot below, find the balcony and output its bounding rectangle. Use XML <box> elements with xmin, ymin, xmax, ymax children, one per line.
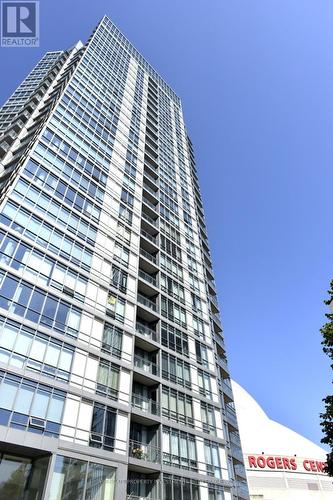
<box><xmin>140</xmin><ymin>247</ymin><xmax>158</xmax><ymax>264</ymax></box>
<box><xmin>129</xmin><ymin>439</ymin><xmax>161</xmax><ymax>464</ymax></box>
<box><xmin>131</xmin><ymin>393</ymin><xmax>160</xmax><ymax>416</ymax></box>
<box><xmin>216</xmin><ymin>355</ymin><xmax>229</xmax><ymax>381</ymax></box>
<box><xmin>231</xmin><ymin>443</ymin><xmax>244</xmax><ymax>464</ymax></box>
<box><xmin>139</xmin><ymin>269</ymin><xmax>158</xmax><ymax>288</ymax></box>
<box><xmin>136</xmin><ymin>321</ymin><xmax>159</xmax><ymax>343</ymax></box>
<box><xmin>141</xmin><ymin>227</ymin><xmax>158</xmax><ymax>245</ymax></box>
<box><xmin>143</xmin><ymin>196</ymin><xmax>158</xmax><ymax>212</ymax></box>
<box><xmin>221</xmin><ymin>379</ymin><xmax>233</xmax><ymax>401</ymax></box>
<box><xmin>142</xmin><ymin>211</ymin><xmax>158</xmax><ymax>228</ymax></box>
<box><xmin>143</xmin><ymin>169</ymin><xmax>159</xmax><ymax>187</ymax></box>
<box><xmin>225</xmin><ymin>404</ymin><xmax>238</xmax><ymax>429</ymax></box>
<box><xmin>212</xmin><ymin>314</ymin><xmax>223</xmax><ymax>333</ymax></box>
<box><xmin>210</xmin><ymin>294</ymin><xmax>219</xmax><ymax>314</ymax></box>
<box><xmin>229</xmin><ymin>431</ymin><xmax>242</xmax><ymax>448</ymax></box>
<box><xmin>127</xmin><ymin>470</ymin><xmax>160</xmax><ymax>500</ymax></box>
<box><xmin>143</xmin><ymin>182</ymin><xmax>159</xmax><ymax>199</ymax></box>
<box><xmin>137</xmin><ymin>293</ymin><xmax>158</xmax><ymax>313</ymax></box>
<box><xmin>235</xmin><ymin>480</ymin><xmax>250</xmax><ymax>499</ymax></box>
<box><xmin>134</xmin><ymin>354</ymin><xmax>158</xmax><ymax>376</ymax></box>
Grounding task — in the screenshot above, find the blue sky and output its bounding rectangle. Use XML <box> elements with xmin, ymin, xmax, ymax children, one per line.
<box><xmin>0</xmin><ymin>0</ymin><xmax>332</xmax><ymax>448</ymax></box>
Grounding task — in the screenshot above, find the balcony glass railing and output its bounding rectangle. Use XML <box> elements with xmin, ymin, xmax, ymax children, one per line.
<box><xmin>131</xmin><ymin>393</ymin><xmax>160</xmax><ymax>415</ymax></box>
<box><xmin>143</xmin><ymin>197</ymin><xmax>158</xmax><ymax>211</ymax></box>
<box><xmin>143</xmin><ymin>170</ymin><xmax>159</xmax><ymax>185</ymax></box>
<box><xmin>137</xmin><ymin>293</ymin><xmax>158</xmax><ymax>312</ymax></box>
<box><xmin>143</xmin><ymin>183</ymin><xmax>159</xmax><ymax>198</ymax></box>
<box><xmin>141</xmin><ymin>229</ymin><xmax>158</xmax><ymax>245</ymax></box>
<box><xmin>142</xmin><ymin>211</ymin><xmax>158</xmax><ymax>227</ymax></box>
<box><xmin>225</xmin><ymin>405</ymin><xmax>238</xmax><ymax>426</ymax></box>
<box><xmin>129</xmin><ymin>439</ymin><xmax>161</xmax><ymax>462</ymax></box>
<box><xmin>134</xmin><ymin>355</ymin><xmax>158</xmax><ymax>376</ymax></box>
<box><xmin>136</xmin><ymin>322</ymin><xmax>159</xmax><ymax>342</ymax></box>
<box><xmin>140</xmin><ymin>248</ymin><xmax>158</xmax><ymax>264</ymax></box>
<box><xmin>139</xmin><ymin>269</ymin><xmax>157</xmax><ymax>287</ymax></box>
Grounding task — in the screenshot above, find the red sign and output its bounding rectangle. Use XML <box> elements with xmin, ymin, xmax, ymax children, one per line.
<box><xmin>248</xmin><ymin>455</ymin><xmax>326</xmax><ymax>473</ymax></box>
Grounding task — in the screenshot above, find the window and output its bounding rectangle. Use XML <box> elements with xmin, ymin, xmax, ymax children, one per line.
<box><xmin>106</xmin><ymin>293</ymin><xmax>125</xmax><ymax>322</ymax></box>
<box><xmin>163</xmin><ymin>427</ymin><xmax>197</xmax><ymax>470</ymax></box>
<box><xmin>111</xmin><ymin>265</ymin><xmax>127</xmax><ymax>292</ymax></box>
<box><xmin>49</xmin><ymin>455</ymin><xmax>116</xmax><ymax>500</ymax></box>
<box><xmin>0</xmin><ymin>201</ymin><xmax>92</xmax><ymax>270</ymax></box>
<box><xmin>191</xmin><ymin>293</ymin><xmax>202</xmax><ymax>313</ymax></box>
<box><xmin>161</xmin><ymin>297</ymin><xmax>186</xmax><ymax>328</ymax></box>
<box><xmin>0</xmin><ymin>371</ymin><xmax>65</xmax><ymax>437</ymax></box>
<box><xmin>96</xmin><ymin>361</ymin><xmax>119</xmax><ymax>400</ymax></box>
<box><xmin>160</xmin><ymin>253</ymin><xmax>183</xmax><ymax>281</ymax></box>
<box><xmin>116</xmin><ymin>222</ymin><xmax>131</xmax><ymax>245</ymax></box>
<box><xmin>102</xmin><ymin>323</ymin><xmax>122</xmax><ymax>358</ymax></box>
<box><xmin>0</xmin><ymin>272</ymin><xmax>81</xmax><ymax>337</ymax></box>
<box><xmin>114</xmin><ymin>242</ymin><xmax>129</xmax><ymax>265</ymax></box>
<box><xmin>160</xmin><ymin>274</ymin><xmax>184</xmax><ymax>304</ymax></box>
<box><xmin>90</xmin><ymin>403</ymin><xmax>116</xmax><ymax>451</ymax></box>
<box><xmin>208</xmin><ymin>488</ymin><xmax>224</xmax><ymax>500</ymax></box>
<box><xmin>192</xmin><ymin>316</ymin><xmax>205</xmax><ymax>340</ymax></box>
<box><xmin>201</xmin><ymin>403</ymin><xmax>216</xmax><ymax>435</ymax></box>
<box><xmin>160</xmin><ymin>220</ymin><xmax>180</xmax><ymax>246</ymax></box>
<box><xmin>183</xmin><ymin>211</ymin><xmax>192</xmax><ymax>226</ymax></box>
<box><xmin>188</xmin><ymin>273</ymin><xmax>200</xmax><ymax>293</ymax></box>
<box><xmin>23</xmin><ymin>160</ymin><xmax>101</xmax><ymax>221</ymax></box>
<box><xmin>119</xmin><ymin>203</ymin><xmax>132</xmax><ymax>225</ymax></box>
<box><xmin>12</xmin><ymin>179</ymin><xmax>97</xmax><ymax>245</ymax></box>
<box><xmin>162</xmin><ymin>386</ymin><xmax>193</xmax><ymax>426</ymax></box>
<box><xmin>186</xmin><ymin>239</ymin><xmax>196</xmax><ymax>257</ymax></box>
<box><xmin>0</xmin><ymin>317</ymin><xmax>73</xmax><ymax>381</ymax></box>
<box><xmin>125</xmin><ymin>161</ymin><xmax>137</xmax><ymax>179</ymax></box>
<box><xmin>161</xmin><ymin>321</ymin><xmax>188</xmax><ymax>355</ymax></box>
<box><xmin>121</xmin><ymin>188</ymin><xmax>134</xmax><ymax>207</ymax></box>
<box><xmin>195</xmin><ymin>341</ymin><xmax>209</xmax><ymax>368</ymax></box>
<box><xmin>187</xmin><ymin>254</ymin><xmax>197</xmax><ymax>273</ymax></box>
<box><xmin>198</xmin><ymin>370</ymin><xmax>213</xmax><ymax>399</ymax></box>
<box><xmin>162</xmin><ymin>352</ymin><xmax>191</xmax><ymax>388</ymax></box>
<box><xmin>160</xmin><ymin>235</ymin><xmax>181</xmax><ymax>261</ymax></box>
<box><xmin>204</xmin><ymin>441</ymin><xmax>221</xmax><ymax>478</ymax></box>
<box><xmin>123</xmin><ymin>174</ymin><xmax>136</xmax><ymax>193</ymax></box>
<box><xmin>163</xmin><ymin>475</ymin><xmax>199</xmax><ymax>500</ymax></box>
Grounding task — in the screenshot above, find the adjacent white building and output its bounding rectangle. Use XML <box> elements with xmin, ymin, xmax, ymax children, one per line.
<box><xmin>232</xmin><ymin>380</ymin><xmax>333</xmax><ymax>499</ymax></box>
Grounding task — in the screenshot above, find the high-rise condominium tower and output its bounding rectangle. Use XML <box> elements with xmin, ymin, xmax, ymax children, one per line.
<box><xmin>0</xmin><ymin>16</ymin><xmax>249</xmax><ymax>500</ymax></box>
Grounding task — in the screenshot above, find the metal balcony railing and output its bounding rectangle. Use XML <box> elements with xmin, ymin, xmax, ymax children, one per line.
<box><xmin>127</xmin><ymin>495</ymin><xmax>160</xmax><ymax>500</ymax></box>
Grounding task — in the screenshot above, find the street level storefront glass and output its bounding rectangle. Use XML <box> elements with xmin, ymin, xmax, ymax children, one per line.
<box><xmin>0</xmin><ymin>453</ymin><xmax>48</xmax><ymax>500</ymax></box>
<box><xmin>49</xmin><ymin>455</ymin><xmax>116</xmax><ymax>500</ymax></box>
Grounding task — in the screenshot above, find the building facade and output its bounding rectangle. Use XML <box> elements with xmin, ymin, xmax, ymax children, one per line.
<box><xmin>232</xmin><ymin>381</ymin><xmax>333</xmax><ymax>499</ymax></box>
<box><xmin>0</xmin><ymin>16</ymin><xmax>248</xmax><ymax>500</ymax></box>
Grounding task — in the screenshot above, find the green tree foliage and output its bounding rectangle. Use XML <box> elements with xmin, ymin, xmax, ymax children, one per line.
<box><xmin>320</xmin><ymin>280</ymin><xmax>333</xmax><ymax>475</ymax></box>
